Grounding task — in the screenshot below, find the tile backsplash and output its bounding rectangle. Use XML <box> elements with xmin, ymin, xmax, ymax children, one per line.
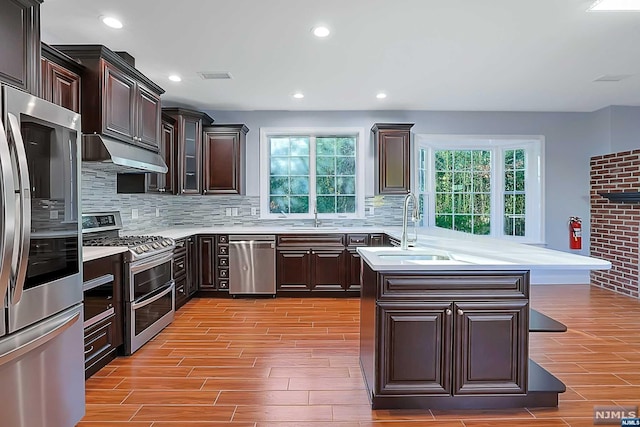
<box><xmin>82</xmin><ymin>164</ymin><xmax>406</xmax><ymax>233</ymax></box>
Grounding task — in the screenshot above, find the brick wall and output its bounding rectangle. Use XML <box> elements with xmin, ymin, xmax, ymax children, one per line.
<box><xmin>590</xmin><ymin>150</ymin><xmax>640</xmax><ymax>298</ymax></box>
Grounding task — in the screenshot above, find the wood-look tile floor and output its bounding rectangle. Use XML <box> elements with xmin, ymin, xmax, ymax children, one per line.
<box><xmin>78</xmin><ymin>285</ymin><xmax>640</xmax><ymax>426</ymax></box>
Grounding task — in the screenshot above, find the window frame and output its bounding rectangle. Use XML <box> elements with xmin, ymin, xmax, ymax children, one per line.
<box><xmin>414</xmin><ymin>134</ymin><xmax>545</xmax><ymax>244</ymax></box>
<box><xmin>260</xmin><ymin>127</ymin><xmax>366</xmax><ymax>220</ymax></box>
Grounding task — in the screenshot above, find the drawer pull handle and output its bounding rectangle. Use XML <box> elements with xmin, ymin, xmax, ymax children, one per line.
<box><xmin>84</xmin><ymin>345</ymin><xmax>94</xmax><ymax>354</ymax></box>
<box><xmin>177</xmin><ymin>262</ymin><xmax>184</xmax><ymax>268</ymax></box>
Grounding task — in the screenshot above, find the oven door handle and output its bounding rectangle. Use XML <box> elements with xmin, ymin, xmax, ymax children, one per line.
<box><xmin>0</xmin><ymin>119</ymin><xmax>16</xmax><ymax>303</ymax></box>
<box><xmin>129</xmin><ymin>251</ymin><xmax>175</xmax><ymax>275</ymax></box>
<box><xmin>132</xmin><ymin>281</ymin><xmax>174</xmax><ymax>310</ymax></box>
<box><xmin>7</xmin><ymin>113</ymin><xmax>32</xmax><ymax>305</ymax></box>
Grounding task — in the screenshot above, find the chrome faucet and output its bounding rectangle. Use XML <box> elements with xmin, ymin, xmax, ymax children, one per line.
<box><xmin>313</xmin><ymin>204</ymin><xmax>321</xmax><ymax>228</ymax></box>
<box><xmin>401</xmin><ymin>192</ymin><xmax>419</xmax><ymax>250</ymax></box>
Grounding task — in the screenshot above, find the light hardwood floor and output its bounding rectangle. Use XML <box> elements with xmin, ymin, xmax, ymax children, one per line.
<box><xmin>78</xmin><ymin>284</ymin><xmax>640</xmax><ymax>426</ymax></box>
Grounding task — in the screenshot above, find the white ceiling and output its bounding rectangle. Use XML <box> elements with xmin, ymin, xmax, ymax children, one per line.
<box><xmin>40</xmin><ymin>0</ymin><xmax>640</xmax><ymax>112</ymax></box>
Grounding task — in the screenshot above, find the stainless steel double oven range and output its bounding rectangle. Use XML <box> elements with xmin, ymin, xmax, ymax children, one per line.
<box><xmin>82</xmin><ymin>212</ymin><xmax>175</xmax><ymax>354</ymax></box>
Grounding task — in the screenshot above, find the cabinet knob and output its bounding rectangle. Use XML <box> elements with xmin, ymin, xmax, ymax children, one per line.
<box><xmin>181</xmin><ymin>189</ymin><xmax>186</xmax><ymax>194</ymax></box>
<box><xmin>445</xmin><ymin>308</ymin><xmax>452</xmax><ymax>315</ymax></box>
<box><xmin>203</xmin><ymin>190</ymin><xmax>207</xmax><ymax>194</ymax></box>
<box><xmin>457</xmin><ymin>309</ymin><xmax>464</xmax><ymax>316</ymax></box>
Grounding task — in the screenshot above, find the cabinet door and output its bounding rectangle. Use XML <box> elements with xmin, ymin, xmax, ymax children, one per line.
<box><xmin>369</xmin><ymin>234</ymin><xmax>385</xmax><ymax>247</ymax></box>
<box><xmin>102</xmin><ymin>62</ymin><xmax>136</xmax><ymax>142</ymax></box>
<box><xmin>137</xmin><ymin>84</ymin><xmax>161</xmax><ymax>150</ymax></box>
<box><xmin>203</xmin><ymin>131</ymin><xmax>242</xmax><ymax>194</ymax></box>
<box><xmin>310</xmin><ymin>249</ymin><xmax>346</xmax><ymax>291</ymax></box>
<box><xmin>0</xmin><ymin>0</ymin><xmax>40</xmax><ymax>94</ymax></box>
<box><xmin>148</xmin><ymin>119</ymin><xmax>175</xmax><ymax>193</ymax></box>
<box><xmin>43</xmin><ymin>60</ymin><xmax>81</xmax><ymax>113</ymax></box>
<box><xmin>276</xmin><ymin>249</ymin><xmax>310</xmax><ymax>291</ymax></box>
<box><xmin>377</xmin><ymin>302</ymin><xmax>452</xmax><ymax>395</ymax></box>
<box><xmin>178</xmin><ymin>117</ymin><xmax>202</xmax><ymax>194</ymax></box>
<box><xmin>347</xmin><ymin>248</ymin><xmax>361</xmax><ymax>291</ymax></box>
<box><xmin>187</xmin><ymin>237</ymin><xmax>197</xmax><ymax>295</ymax></box>
<box><xmin>378</xmin><ymin>130</ymin><xmax>410</xmax><ymax>194</ymax></box>
<box><xmin>198</xmin><ymin>236</ymin><xmax>216</xmax><ymax>289</ymax></box>
<box><xmin>453</xmin><ymin>301</ymin><xmax>528</xmax><ymax>395</ymax></box>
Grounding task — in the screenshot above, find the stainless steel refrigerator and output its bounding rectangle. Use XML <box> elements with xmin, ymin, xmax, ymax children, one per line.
<box><xmin>0</xmin><ymin>84</ymin><xmax>85</xmax><ymax>427</ymax></box>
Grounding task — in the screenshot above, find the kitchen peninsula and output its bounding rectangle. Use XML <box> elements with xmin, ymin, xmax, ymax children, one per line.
<box><xmin>356</xmin><ymin>231</ymin><xmax>609</xmax><ymax>410</ymax></box>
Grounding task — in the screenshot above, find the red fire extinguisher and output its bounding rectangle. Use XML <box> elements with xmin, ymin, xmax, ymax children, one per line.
<box><xmin>569</xmin><ymin>216</ymin><xmax>582</xmax><ymax>250</ymax></box>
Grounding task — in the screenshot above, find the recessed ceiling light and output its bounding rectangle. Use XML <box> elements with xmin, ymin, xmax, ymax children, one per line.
<box><xmin>588</xmin><ymin>0</ymin><xmax>640</xmax><ymax>11</ymax></box>
<box><xmin>101</xmin><ymin>16</ymin><xmax>123</xmax><ymax>29</ymax></box>
<box><xmin>376</xmin><ymin>92</ymin><xmax>387</xmax><ymax>99</ymax></box>
<box><xmin>293</xmin><ymin>92</ymin><xmax>304</xmax><ymax>99</ymax></box>
<box><xmin>312</xmin><ymin>26</ymin><xmax>330</xmax><ymax>38</ymax></box>
<box><xmin>168</xmin><ymin>75</ymin><xmax>182</xmax><ymax>82</ymax></box>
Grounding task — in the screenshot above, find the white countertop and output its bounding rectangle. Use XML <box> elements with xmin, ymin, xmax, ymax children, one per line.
<box><xmin>149</xmin><ymin>226</ymin><xmax>385</xmax><ymax>240</ymax></box>
<box><xmin>82</xmin><ymin>246</ymin><xmax>128</xmax><ymax>262</ymax></box>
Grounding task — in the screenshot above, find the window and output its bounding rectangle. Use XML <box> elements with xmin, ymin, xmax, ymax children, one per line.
<box><xmin>260</xmin><ymin>128</ymin><xmax>365</xmax><ymax>219</ymax></box>
<box><xmin>415</xmin><ymin>135</ymin><xmax>544</xmax><ymax>243</ymax></box>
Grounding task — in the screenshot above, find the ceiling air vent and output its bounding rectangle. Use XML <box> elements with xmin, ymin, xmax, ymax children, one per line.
<box><xmin>593</xmin><ymin>74</ymin><xmax>632</xmax><ymax>82</ymax></box>
<box><xmin>198</xmin><ymin>71</ymin><xmax>233</xmax><ymax>80</ymax></box>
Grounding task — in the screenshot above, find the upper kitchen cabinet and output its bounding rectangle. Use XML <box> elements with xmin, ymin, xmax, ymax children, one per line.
<box><xmin>202</xmin><ymin>124</ymin><xmax>248</xmax><ymax>195</ymax></box>
<box><xmin>0</xmin><ymin>0</ymin><xmax>41</xmax><ymax>94</ymax></box>
<box><xmin>147</xmin><ymin>113</ymin><xmax>177</xmax><ymax>194</ymax></box>
<box><xmin>53</xmin><ymin>45</ymin><xmax>165</xmax><ymax>151</ymax></box>
<box><xmin>372</xmin><ymin>123</ymin><xmax>414</xmax><ymax>194</ymax></box>
<box><xmin>41</xmin><ymin>43</ymin><xmax>83</xmax><ymax>113</ymax></box>
<box><xmin>162</xmin><ymin>108</ymin><xmax>214</xmax><ymax>195</ymax></box>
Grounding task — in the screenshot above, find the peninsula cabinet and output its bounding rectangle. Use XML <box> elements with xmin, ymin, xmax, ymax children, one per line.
<box><xmin>0</xmin><ymin>0</ymin><xmax>41</xmax><ymax>95</ymax></box>
<box><xmin>41</xmin><ymin>43</ymin><xmax>82</xmax><ymax>113</ymax></box>
<box><xmin>202</xmin><ymin>124</ymin><xmax>248</xmax><ymax>195</ymax></box>
<box><xmin>372</xmin><ymin>123</ymin><xmax>414</xmax><ymax>195</ymax></box>
<box><xmin>53</xmin><ymin>45</ymin><xmax>164</xmax><ymax>151</ymax></box>
<box><xmin>360</xmin><ymin>265</ymin><xmax>539</xmax><ymax>409</ymax></box>
<box><xmin>162</xmin><ymin>108</ymin><xmax>214</xmax><ymax>195</ymax></box>
<box><xmin>147</xmin><ymin>113</ymin><xmax>177</xmax><ymax>194</ymax></box>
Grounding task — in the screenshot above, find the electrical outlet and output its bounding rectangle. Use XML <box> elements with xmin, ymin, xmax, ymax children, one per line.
<box><xmin>251</xmin><ymin>207</ymin><xmax>257</xmax><ymax>216</ymax></box>
<box><xmin>49</xmin><ymin>210</ymin><xmax>59</xmax><ymax>219</ymax></box>
<box><xmin>232</xmin><ymin>207</ymin><xmax>239</xmax><ymax>216</ymax></box>
<box><xmin>155</xmin><ymin>208</ymin><xmax>160</xmax><ymax>217</ymax></box>
<box><xmin>225</xmin><ymin>208</ymin><xmax>232</xmax><ymax>216</ymax></box>
<box><xmin>132</xmin><ymin>208</ymin><xmax>138</xmax><ymax>219</ymax></box>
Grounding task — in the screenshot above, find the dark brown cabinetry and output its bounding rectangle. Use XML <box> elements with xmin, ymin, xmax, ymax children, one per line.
<box><xmin>372</xmin><ymin>123</ymin><xmax>414</xmax><ymax>194</ymax></box>
<box><xmin>202</xmin><ymin>124</ymin><xmax>248</xmax><ymax>195</ymax></box>
<box><xmin>197</xmin><ymin>235</ymin><xmax>229</xmax><ymax>292</ymax></box>
<box><xmin>162</xmin><ymin>108</ymin><xmax>214</xmax><ymax>195</ymax></box>
<box><xmin>346</xmin><ymin>234</ymin><xmax>369</xmax><ymax>292</ymax></box>
<box><xmin>276</xmin><ymin>234</ymin><xmax>346</xmax><ymax>293</ymax></box>
<box><xmin>53</xmin><ymin>45</ymin><xmax>164</xmax><ymax>151</ymax></box>
<box><xmin>174</xmin><ymin>237</ymin><xmax>189</xmax><ymax>309</ymax></box>
<box><xmin>360</xmin><ymin>265</ymin><xmax>531</xmax><ymax>409</ymax></box>
<box><xmin>0</xmin><ymin>0</ymin><xmax>41</xmax><ymax>94</ymax></box>
<box><xmin>82</xmin><ymin>253</ymin><xmax>124</xmax><ymax>379</ymax></box>
<box><xmin>147</xmin><ymin>113</ymin><xmax>177</xmax><ymax>193</ymax></box>
<box><xmin>41</xmin><ymin>43</ymin><xmax>82</xmax><ymax>113</ymax></box>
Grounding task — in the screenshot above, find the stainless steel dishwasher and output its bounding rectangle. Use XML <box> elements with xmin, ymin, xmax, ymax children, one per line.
<box><xmin>229</xmin><ymin>235</ymin><xmax>276</xmax><ymax>296</ymax></box>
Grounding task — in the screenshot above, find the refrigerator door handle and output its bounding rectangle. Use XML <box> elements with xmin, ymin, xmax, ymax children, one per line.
<box><xmin>0</xmin><ymin>119</ymin><xmax>16</xmax><ymax>302</ymax></box>
<box><xmin>7</xmin><ymin>113</ymin><xmax>31</xmax><ymax>304</ymax></box>
<box><xmin>0</xmin><ymin>305</ymin><xmax>81</xmax><ymax>367</ymax></box>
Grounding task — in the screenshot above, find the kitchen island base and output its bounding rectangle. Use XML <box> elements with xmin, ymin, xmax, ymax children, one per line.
<box><xmin>359</xmin><ymin>263</ymin><xmax>566</xmax><ymax>410</ymax></box>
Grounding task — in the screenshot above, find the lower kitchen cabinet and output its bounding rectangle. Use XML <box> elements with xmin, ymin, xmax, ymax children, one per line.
<box><xmin>360</xmin><ymin>264</ymin><xmax>532</xmax><ymax>409</ymax></box>
<box><xmin>82</xmin><ymin>253</ymin><xmax>124</xmax><ymax>379</ymax></box>
<box><xmin>311</xmin><ymin>249</ymin><xmax>346</xmax><ymax>291</ymax></box>
<box><xmin>197</xmin><ymin>234</ymin><xmax>229</xmax><ymax>293</ymax></box>
<box><xmin>276</xmin><ymin>249</ymin><xmax>311</xmax><ymax>291</ymax></box>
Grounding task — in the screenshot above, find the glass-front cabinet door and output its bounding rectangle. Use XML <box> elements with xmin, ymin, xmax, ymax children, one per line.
<box><xmin>179</xmin><ymin>116</ymin><xmax>201</xmax><ymax>194</ymax></box>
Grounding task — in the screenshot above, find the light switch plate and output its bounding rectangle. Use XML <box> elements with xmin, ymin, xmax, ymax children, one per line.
<box><xmin>132</xmin><ymin>208</ymin><xmax>138</xmax><ymax>219</ymax></box>
<box><xmin>251</xmin><ymin>207</ymin><xmax>257</xmax><ymax>216</ymax></box>
<box><xmin>225</xmin><ymin>208</ymin><xmax>232</xmax><ymax>216</ymax></box>
<box><xmin>232</xmin><ymin>207</ymin><xmax>239</xmax><ymax>216</ymax></box>
<box><xmin>155</xmin><ymin>208</ymin><xmax>160</xmax><ymax>217</ymax></box>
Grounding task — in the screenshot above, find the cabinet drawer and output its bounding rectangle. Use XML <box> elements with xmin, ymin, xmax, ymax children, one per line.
<box><xmin>379</xmin><ymin>271</ymin><xmax>529</xmax><ymax>300</ymax></box>
<box><xmin>174</xmin><ymin>238</ymin><xmax>187</xmax><ymax>251</ymax></box>
<box><xmin>84</xmin><ymin>313</ymin><xmax>116</xmax><ymax>370</ymax></box>
<box><xmin>277</xmin><ymin>234</ymin><xmax>345</xmax><ymax>247</ymax></box>
<box><xmin>218</xmin><ymin>267</ymin><xmax>229</xmax><ymax>278</ymax></box>
<box><xmin>218</xmin><ymin>256</ymin><xmax>229</xmax><ymax>267</ymax></box>
<box><xmin>218</xmin><ymin>245</ymin><xmax>229</xmax><ymax>255</ymax></box>
<box><xmin>175</xmin><ymin>276</ymin><xmax>188</xmax><ymax>309</ymax></box>
<box><xmin>218</xmin><ymin>279</ymin><xmax>229</xmax><ymax>290</ymax></box>
<box><xmin>218</xmin><ymin>235</ymin><xmax>229</xmax><ymax>244</ymax></box>
<box><xmin>347</xmin><ymin>234</ymin><xmax>369</xmax><ymax>246</ymax></box>
<box><xmin>173</xmin><ymin>253</ymin><xmax>187</xmax><ymax>278</ymax></box>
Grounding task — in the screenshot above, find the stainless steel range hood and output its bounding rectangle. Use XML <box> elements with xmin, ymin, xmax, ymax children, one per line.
<box><xmin>82</xmin><ymin>134</ymin><xmax>168</xmax><ymax>173</ymax></box>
